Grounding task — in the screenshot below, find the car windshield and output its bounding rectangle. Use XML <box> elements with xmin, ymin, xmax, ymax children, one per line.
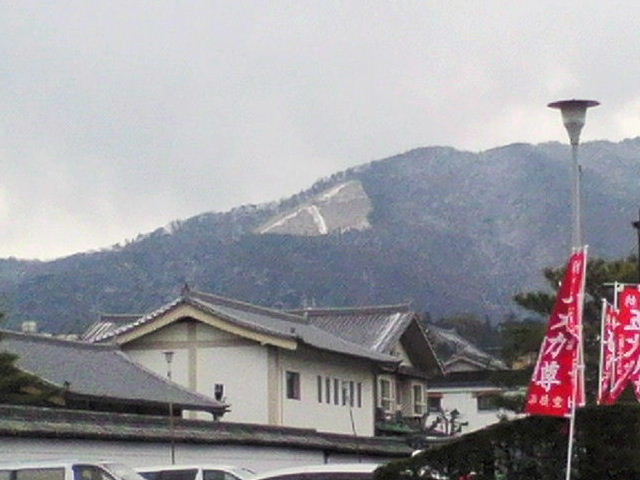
<box><xmin>229</xmin><ymin>469</ymin><xmax>255</xmax><ymax>480</ymax></box>
<box><xmin>103</xmin><ymin>464</ymin><xmax>149</xmax><ymax>480</ymax></box>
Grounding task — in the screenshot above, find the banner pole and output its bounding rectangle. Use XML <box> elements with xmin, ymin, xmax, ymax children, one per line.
<box><xmin>566</xmin><ymin>246</ymin><xmax>587</xmax><ymax>480</ymax></box>
<box><xmin>597</xmin><ymin>298</ymin><xmax>607</xmax><ymax>403</ymax></box>
<box><xmin>565</xmin><ymin>356</ymin><xmax>580</xmax><ymax>480</ymax></box>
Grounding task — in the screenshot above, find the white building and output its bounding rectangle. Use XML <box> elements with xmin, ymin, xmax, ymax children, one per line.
<box><xmin>86</xmin><ymin>288</ymin><xmax>442</xmax><ymax>437</ymax></box>
<box><xmin>425</xmin><ymin>325</ymin><xmax>511</xmax><ymax>435</ymax></box>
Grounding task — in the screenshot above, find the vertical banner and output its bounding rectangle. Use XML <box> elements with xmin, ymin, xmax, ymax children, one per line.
<box><xmin>526</xmin><ymin>249</ymin><xmax>587</xmax><ymax>417</ymax></box>
<box><xmin>598</xmin><ymin>302</ymin><xmax>619</xmax><ymax>404</ymax></box>
<box><xmin>617</xmin><ymin>285</ymin><xmax>640</xmax><ymax>400</ymax></box>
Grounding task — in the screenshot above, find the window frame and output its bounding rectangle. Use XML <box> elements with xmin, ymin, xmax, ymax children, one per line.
<box><xmin>285</xmin><ymin>371</ymin><xmax>301</xmax><ymax>400</ymax></box>
<box><xmin>412</xmin><ymin>383</ymin><xmax>425</xmax><ymax>415</ymax></box>
<box><xmin>476</xmin><ymin>393</ymin><xmax>500</xmax><ymax>411</ymax></box>
<box><xmin>377</xmin><ymin>375</ymin><xmax>395</xmax><ymax>412</ymax></box>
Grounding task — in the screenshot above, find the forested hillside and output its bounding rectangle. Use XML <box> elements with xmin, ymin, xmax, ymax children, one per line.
<box><xmin>1</xmin><ymin>139</ymin><xmax>639</xmax><ymax>333</ymax></box>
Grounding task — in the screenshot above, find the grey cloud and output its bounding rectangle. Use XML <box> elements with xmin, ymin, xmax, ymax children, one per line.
<box><xmin>1</xmin><ymin>1</ymin><xmax>640</xmax><ymax>258</ymax></box>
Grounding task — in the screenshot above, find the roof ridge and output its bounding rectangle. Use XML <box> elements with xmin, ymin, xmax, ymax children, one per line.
<box><xmin>93</xmin><ymin>297</ymin><xmax>184</xmax><ymax>342</ymax></box>
<box><xmin>0</xmin><ymin>328</ymin><xmax>117</xmax><ymax>350</ymax></box>
<box><xmin>190</xmin><ymin>289</ymin><xmax>308</xmax><ymax>323</ymax></box>
<box><xmin>291</xmin><ymin>303</ymin><xmax>412</xmax><ymax>316</ymax></box>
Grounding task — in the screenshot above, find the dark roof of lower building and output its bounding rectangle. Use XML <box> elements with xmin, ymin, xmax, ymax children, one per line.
<box><xmin>426</xmin><ymin>325</ymin><xmax>506</xmax><ymax>372</ymax></box>
<box><xmin>0</xmin><ymin>404</ymin><xmax>412</xmax><ymax>457</ymax></box>
<box><xmin>0</xmin><ymin>329</ymin><xmax>226</xmax><ymax>414</ymax></box>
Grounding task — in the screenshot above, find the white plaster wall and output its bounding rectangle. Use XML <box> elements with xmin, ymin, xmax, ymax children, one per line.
<box><xmin>124</xmin><ymin>321</ymin><xmax>270</xmax><ymax>424</ymax></box>
<box><xmin>435</xmin><ymin>389</ymin><xmax>502</xmax><ymax>433</ymax></box>
<box><xmin>127</xmin><ymin>348</ymin><xmax>190</xmax><ymax>388</ymax></box>
<box><xmin>0</xmin><ymin>438</ymin><xmax>394</xmax><ymax>473</ymax></box>
<box><xmin>120</xmin><ymin>320</ymin><xmax>378</xmax><ymax>434</ymax></box>
<box><xmin>279</xmin><ymin>348</ymin><xmax>375</xmax><ymax>436</ymax></box>
<box><xmin>125</xmin><ymin>321</ymin><xmax>193</xmax><ymax>387</ymax></box>
<box><xmin>197</xmin><ymin>344</ymin><xmax>269</xmax><ymax>423</ymax></box>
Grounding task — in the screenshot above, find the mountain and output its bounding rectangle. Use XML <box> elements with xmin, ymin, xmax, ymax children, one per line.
<box><xmin>1</xmin><ymin>139</ymin><xmax>639</xmax><ymax>333</ymax></box>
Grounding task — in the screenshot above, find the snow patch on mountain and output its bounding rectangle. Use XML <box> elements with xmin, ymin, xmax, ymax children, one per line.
<box><xmin>256</xmin><ymin>180</ymin><xmax>372</xmax><ymax>236</ymax></box>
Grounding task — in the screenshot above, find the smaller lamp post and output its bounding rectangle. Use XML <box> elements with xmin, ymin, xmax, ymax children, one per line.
<box><xmin>163</xmin><ymin>351</ymin><xmax>176</xmax><ymax>465</ymax></box>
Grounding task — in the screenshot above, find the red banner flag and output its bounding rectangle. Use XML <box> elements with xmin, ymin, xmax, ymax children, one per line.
<box><xmin>598</xmin><ymin>302</ymin><xmax>620</xmax><ymax>404</ymax></box>
<box><xmin>526</xmin><ymin>249</ymin><xmax>587</xmax><ymax>417</ymax></box>
<box><xmin>614</xmin><ymin>285</ymin><xmax>640</xmax><ymax>400</ymax></box>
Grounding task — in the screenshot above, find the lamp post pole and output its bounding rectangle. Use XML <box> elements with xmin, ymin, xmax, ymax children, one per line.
<box><xmin>632</xmin><ymin>209</ymin><xmax>640</xmax><ymax>284</ymax></box>
<box><xmin>163</xmin><ymin>351</ymin><xmax>176</xmax><ymax>465</ymax></box>
<box><xmin>548</xmin><ymin>99</ymin><xmax>599</xmax><ymax>251</ymax></box>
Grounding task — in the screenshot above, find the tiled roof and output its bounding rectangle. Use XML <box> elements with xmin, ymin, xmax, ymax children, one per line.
<box><xmin>0</xmin><ymin>329</ymin><xmax>226</xmax><ymax>414</ymax></box>
<box><xmin>0</xmin><ymin>404</ymin><xmax>411</xmax><ymax>457</ymax></box>
<box><xmin>290</xmin><ymin>304</ymin><xmax>415</xmax><ymax>354</ymax></box>
<box><xmin>90</xmin><ymin>291</ymin><xmax>399</xmax><ymax>365</ymax></box>
<box><xmin>82</xmin><ymin>314</ymin><xmax>142</xmax><ymax>342</ymax></box>
<box><xmin>426</xmin><ymin>325</ymin><xmax>506</xmax><ymax>372</ymax></box>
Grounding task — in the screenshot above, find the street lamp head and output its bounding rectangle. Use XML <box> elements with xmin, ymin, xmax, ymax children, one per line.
<box><xmin>548</xmin><ymin>99</ymin><xmax>599</xmax><ymax>145</ymax></box>
<box><xmin>163</xmin><ymin>351</ymin><xmax>174</xmax><ymax>364</ymax></box>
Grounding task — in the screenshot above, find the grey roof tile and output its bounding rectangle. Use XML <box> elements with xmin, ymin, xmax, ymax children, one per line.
<box><xmin>291</xmin><ymin>305</ymin><xmax>415</xmax><ymax>354</ymax></box>
<box><xmin>0</xmin><ymin>404</ymin><xmax>411</xmax><ymax>457</ymax></box>
<box><xmin>0</xmin><ymin>329</ymin><xmax>226</xmax><ymax>413</ymax></box>
<box><xmin>426</xmin><ymin>325</ymin><xmax>506</xmax><ymax>371</ymax></box>
<box><xmin>92</xmin><ymin>291</ymin><xmax>399</xmax><ymax>364</ymax></box>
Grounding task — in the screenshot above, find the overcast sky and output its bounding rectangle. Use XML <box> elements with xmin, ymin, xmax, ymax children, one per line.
<box><xmin>1</xmin><ymin>1</ymin><xmax>639</xmax><ymax>260</ymax></box>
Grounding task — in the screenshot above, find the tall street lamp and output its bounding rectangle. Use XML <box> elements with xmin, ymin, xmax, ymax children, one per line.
<box><xmin>548</xmin><ymin>99</ymin><xmax>599</xmax><ymax>480</ymax></box>
<box><xmin>548</xmin><ymin>99</ymin><xmax>600</xmax><ymax>250</ymax></box>
<box><xmin>163</xmin><ymin>350</ymin><xmax>176</xmax><ymax>465</ymax></box>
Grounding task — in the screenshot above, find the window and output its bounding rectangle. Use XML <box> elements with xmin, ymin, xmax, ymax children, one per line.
<box><xmin>18</xmin><ymin>470</ymin><xmax>65</xmax><ymax>480</ymax></box>
<box><xmin>341</xmin><ymin>381</ymin><xmax>349</xmax><ymax>406</ymax></box>
<box><xmin>317</xmin><ymin>376</ymin><xmax>322</xmax><ymax>403</ymax></box>
<box><xmin>412</xmin><ymin>384</ymin><xmax>425</xmax><ymax>415</ymax></box>
<box><xmin>286</xmin><ymin>371</ymin><xmax>300</xmax><ymax>400</ymax></box>
<box><xmin>157</xmin><ymin>471</ymin><xmax>198</xmax><ymax>480</ymax></box>
<box><xmin>356</xmin><ymin>382</ymin><xmax>362</xmax><ymax>408</ymax></box>
<box><xmin>378</xmin><ymin>377</ymin><xmax>394</xmax><ymax>412</ymax></box>
<box><xmin>477</xmin><ymin>394</ymin><xmax>499</xmax><ymax>411</ymax></box>
<box><xmin>349</xmin><ymin>381</ymin><xmax>355</xmax><ymax>407</ymax></box>
<box><xmin>325</xmin><ymin>377</ymin><xmax>331</xmax><ymax>403</ymax></box>
<box><xmin>214</xmin><ymin>383</ymin><xmax>225</xmax><ymax>401</ymax></box>
<box><xmin>333</xmin><ymin>378</ymin><xmax>340</xmax><ymax>405</ymax></box>
<box><xmin>203</xmin><ymin>471</ymin><xmax>243</xmax><ymax>480</ymax></box>
<box><xmin>428</xmin><ymin>395</ymin><xmax>442</xmax><ymax>412</ymax></box>
<box><xmin>72</xmin><ymin>466</ymin><xmax>116</xmax><ymax>480</ymax></box>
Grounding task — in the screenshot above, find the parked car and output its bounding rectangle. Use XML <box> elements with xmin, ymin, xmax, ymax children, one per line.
<box><xmin>0</xmin><ymin>460</ymin><xmax>147</xmax><ymax>480</ymax></box>
<box><xmin>136</xmin><ymin>465</ymin><xmax>255</xmax><ymax>480</ymax></box>
<box><xmin>250</xmin><ymin>464</ymin><xmax>380</xmax><ymax>480</ymax></box>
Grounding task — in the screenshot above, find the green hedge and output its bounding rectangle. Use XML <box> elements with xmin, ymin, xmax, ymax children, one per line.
<box><xmin>375</xmin><ymin>404</ymin><xmax>640</xmax><ymax>480</ymax></box>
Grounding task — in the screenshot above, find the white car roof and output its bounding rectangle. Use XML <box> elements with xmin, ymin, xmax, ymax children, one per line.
<box><xmin>136</xmin><ymin>466</ymin><xmax>242</xmax><ymax>472</ymax></box>
<box><xmin>0</xmin><ymin>461</ymin><xmax>117</xmax><ymax>468</ymax></box>
<box><xmin>252</xmin><ymin>463</ymin><xmax>380</xmax><ymax>480</ymax></box>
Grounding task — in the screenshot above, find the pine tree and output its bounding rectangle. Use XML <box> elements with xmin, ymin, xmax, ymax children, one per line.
<box><xmin>510</xmin><ymin>255</ymin><xmax>638</xmax><ymax>403</ymax></box>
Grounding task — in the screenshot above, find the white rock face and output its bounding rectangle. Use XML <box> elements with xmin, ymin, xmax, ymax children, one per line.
<box><xmin>256</xmin><ymin>180</ymin><xmax>372</xmax><ymax>236</ymax></box>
